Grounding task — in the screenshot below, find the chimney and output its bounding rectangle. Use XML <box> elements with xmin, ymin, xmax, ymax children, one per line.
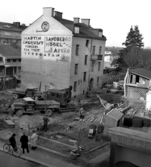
<box><xmin>81</xmin><ymin>19</ymin><xmax>90</xmax><ymax>26</ymax></box>
<box><xmin>43</xmin><ymin>7</ymin><xmax>54</xmax><ymax>17</ymax></box>
<box><xmin>53</xmin><ymin>11</ymin><xmax>63</xmax><ymax>19</ymax></box>
<box><xmin>21</xmin><ymin>23</ymin><xmax>26</xmax><ymax>27</ymax></box>
<box><xmin>73</xmin><ymin>18</ymin><xmax>80</xmax><ymax>24</ymax></box>
<box><xmin>13</xmin><ymin>22</ymin><xmax>20</xmax><ymax>27</ymax></box>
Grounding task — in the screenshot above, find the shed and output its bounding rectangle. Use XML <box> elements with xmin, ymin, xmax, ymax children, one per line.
<box><xmin>124</xmin><ymin>68</ymin><xmax>151</xmax><ymax>100</ymax></box>
<box><xmin>104</xmin><ymin>109</ymin><xmax>124</xmax><ymax>135</ymax></box>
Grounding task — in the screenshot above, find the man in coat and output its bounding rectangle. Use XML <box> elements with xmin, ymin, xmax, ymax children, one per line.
<box><xmin>43</xmin><ymin>115</ymin><xmax>49</xmax><ymax>132</ymax></box>
<box><xmin>20</xmin><ymin>132</ymin><xmax>29</xmax><ymax>154</ymax></box>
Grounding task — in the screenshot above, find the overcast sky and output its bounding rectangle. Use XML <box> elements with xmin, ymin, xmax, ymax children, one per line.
<box><xmin>0</xmin><ymin>0</ymin><xmax>150</xmax><ymax>48</ymax></box>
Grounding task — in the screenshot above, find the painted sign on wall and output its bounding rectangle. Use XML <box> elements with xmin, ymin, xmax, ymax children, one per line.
<box><xmin>22</xmin><ymin>36</ymin><xmax>44</xmax><ymax>53</ymax></box>
<box><xmin>22</xmin><ymin>36</ymin><xmax>72</xmax><ymax>61</ymax></box>
<box><xmin>44</xmin><ymin>36</ymin><xmax>71</xmax><ymax>59</ymax></box>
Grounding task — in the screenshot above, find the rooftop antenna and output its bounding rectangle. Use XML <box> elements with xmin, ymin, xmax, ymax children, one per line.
<box><xmin>13</xmin><ymin>8</ymin><xmax>16</xmax><ymax>22</ymax></box>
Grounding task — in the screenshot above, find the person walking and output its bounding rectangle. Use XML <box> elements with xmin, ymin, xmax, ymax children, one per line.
<box><xmin>30</xmin><ymin>130</ymin><xmax>38</xmax><ymax>150</ymax></box>
<box><xmin>79</xmin><ymin>107</ymin><xmax>85</xmax><ymax>121</ymax></box>
<box><xmin>20</xmin><ymin>132</ymin><xmax>29</xmax><ymax>154</ymax></box>
<box><xmin>9</xmin><ymin>133</ymin><xmax>17</xmax><ymax>151</ymax></box>
<box><xmin>43</xmin><ymin>115</ymin><xmax>49</xmax><ymax>132</ymax></box>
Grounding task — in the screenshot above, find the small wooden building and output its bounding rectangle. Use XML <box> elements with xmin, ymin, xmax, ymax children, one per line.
<box><xmin>124</xmin><ymin>68</ymin><xmax>151</xmax><ymax>100</ymax></box>
<box><xmin>104</xmin><ymin>109</ymin><xmax>124</xmax><ymax>135</ymax></box>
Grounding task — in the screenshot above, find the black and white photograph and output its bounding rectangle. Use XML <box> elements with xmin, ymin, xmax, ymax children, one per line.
<box><xmin>0</xmin><ymin>0</ymin><xmax>150</xmax><ymax>167</ymax></box>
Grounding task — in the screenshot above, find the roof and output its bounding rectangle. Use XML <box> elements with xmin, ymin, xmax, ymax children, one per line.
<box><xmin>47</xmin><ymin>89</ymin><xmax>67</xmax><ymax>94</ymax></box>
<box><xmin>55</xmin><ymin>17</ymin><xmax>106</xmax><ymax>40</ymax></box>
<box><xmin>0</xmin><ymin>44</ymin><xmax>21</xmax><ymax>58</ymax></box>
<box><xmin>129</xmin><ymin>68</ymin><xmax>151</xmax><ymax>79</ymax></box>
<box><xmin>111</xmin><ymin>59</ymin><xmax>118</xmax><ymax>66</ymax></box>
<box><xmin>107</xmin><ymin>109</ymin><xmax>124</xmax><ymax>121</ymax></box>
<box><xmin>0</xmin><ymin>22</ymin><xmax>27</xmax><ymax>32</ymax></box>
<box><xmin>23</xmin><ymin>97</ymin><xmax>35</xmax><ymax>101</ymax></box>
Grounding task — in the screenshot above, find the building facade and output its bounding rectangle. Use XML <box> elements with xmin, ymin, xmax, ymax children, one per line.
<box><xmin>0</xmin><ymin>22</ymin><xmax>26</xmax><ymax>77</ymax></box>
<box><xmin>21</xmin><ymin>7</ymin><xmax>106</xmax><ymax>96</ymax></box>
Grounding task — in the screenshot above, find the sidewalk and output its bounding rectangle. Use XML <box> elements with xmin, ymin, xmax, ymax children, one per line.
<box><xmin>0</xmin><ymin>140</ymin><xmax>80</xmax><ymax>167</ymax></box>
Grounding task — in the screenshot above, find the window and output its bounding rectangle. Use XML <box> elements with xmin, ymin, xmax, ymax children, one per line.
<box><xmin>84</xmin><ymin>55</ymin><xmax>88</xmax><ymax>65</ymax></box>
<box><xmin>14</xmin><ymin>67</ymin><xmax>17</xmax><ymax>74</ymax></box>
<box><xmin>76</xmin><ymin>45</ymin><xmax>79</xmax><ymax>55</ymax></box>
<box><xmin>74</xmin><ymin>27</ymin><xmax>79</xmax><ymax>34</ymax></box>
<box><xmin>0</xmin><ymin>57</ymin><xmax>3</xmax><ymax>62</ymax></box>
<box><xmin>18</xmin><ymin>67</ymin><xmax>21</xmax><ymax>73</ymax></box>
<box><xmin>98</xmin><ymin>62</ymin><xmax>101</xmax><ymax>71</ymax></box>
<box><xmin>74</xmin><ymin>82</ymin><xmax>77</xmax><ymax>92</ymax></box>
<box><xmin>13</xmin><ymin>59</ymin><xmax>16</xmax><ymax>62</ymax></box>
<box><xmin>86</xmin><ymin>40</ymin><xmax>89</xmax><ymax>47</ymax></box>
<box><xmin>99</xmin><ymin>31</ymin><xmax>102</xmax><ymax>37</ymax></box>
<box><xmin>83</xmin><ymin>72</ymin><xmax>87</xmax><ymax>82</ymax></box>
<box><xmin>18</xmin><ymin>59</ymin><xmax>21</xmax><ymax>62</ymax></box>
<box><xmin>91</xmin><ymin>63</ymin><xmax>94</xmax><ymax>72</ymax></box>
<box><xmin>97</xmin><ymin>77</ymin><xmax>99</xmax><ymax>86</ymax></box>
<box><xmin>99</xmin><ymin>46</ymin><xmax>102</xmax><ymax>55</ymax></box>
<box><xmin>92</xmin><ymin>46</ymin><xmax>95</xmax><ymax>55</ymax></box>
<box><xmin>7</xmin><ymin>59</ymin><xmax>10</xmax><ymax>62</ymax></box>
<box><xmin>74</xmin><ymin>64</ymin><xmax>78</xmax><ymax>74</ymax></box>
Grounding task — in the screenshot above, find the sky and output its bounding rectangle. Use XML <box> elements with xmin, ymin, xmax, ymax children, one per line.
<box><xmin>0</xmin><ymin>0</ymin><xmax>150</xmax><ymax>48</ymax></box>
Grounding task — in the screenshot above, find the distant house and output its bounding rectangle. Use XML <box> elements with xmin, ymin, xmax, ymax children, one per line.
<box><xmin>104</xmin><ymin>50</ymin><xmax>119</xmax><ymax>68</ymax></box>
<box><xmin>0</xmin><ymin>44</ymin><xmax>21</xmax><ymax>77</ymax></box>
<box><xmin>0</xmin><ymin>21</ymin><xmax>27</xmax><ymax>78</ymax></box>
<box><xmin>124</xmin><ymin>68</ymin><xmax>151</xmax><ymax>100</ymax></box>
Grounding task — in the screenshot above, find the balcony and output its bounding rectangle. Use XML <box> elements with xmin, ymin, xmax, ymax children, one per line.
<box><xmin>91</xmin><ymin>54</ymin><xmax>102</xmax><ymax>61</ymax></box>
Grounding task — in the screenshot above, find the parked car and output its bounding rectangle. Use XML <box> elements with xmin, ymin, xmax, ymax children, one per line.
<box><xmin>11</xmin><ymin>97</ymin><xmax>60</xmax><ymax>116</ymax></box>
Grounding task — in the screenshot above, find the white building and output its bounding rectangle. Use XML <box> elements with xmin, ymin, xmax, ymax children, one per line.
<box><xmin>21</xmin><ymin>7</ymin><xmax>106</xmax><ymax>96</ymax></box>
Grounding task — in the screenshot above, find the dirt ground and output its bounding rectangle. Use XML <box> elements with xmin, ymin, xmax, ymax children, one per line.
<box><xmin>0</xmin><ymin>89</ymin><xmax>124</xmax><ymax>166</ymax></box>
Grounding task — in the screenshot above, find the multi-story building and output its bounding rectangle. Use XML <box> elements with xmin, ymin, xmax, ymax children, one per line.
<box><xmin>21</xmin><ymin>7</ymin><xmax>106</xmax><ymax>96</ymax></box>
<box><xmin>0</xmin><ymin>22</ymin><xmax>26</xmax><ymax>77</ymax></box>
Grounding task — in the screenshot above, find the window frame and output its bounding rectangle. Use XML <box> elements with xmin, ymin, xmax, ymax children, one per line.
<box><xmin>74</xmin><ymin>64</ymin><xmax>78</xmax><ymax>74</ymax></box>
<box><xmin>86</xmin><ymin>40</ymin><xmax>89</xmax><ymax>47</ymax></box>
<box><xmin>98</xmin><ymin>62</ymin><xmax>101</xmax><ymax>71</ymax></box>
<box><xmin>92</xmin><ymin>46</ymin><xmax>96</xmax><ymax>55</ymax></box>
<box><xmin>74</xmin><ymin>81</ymin><xmax>77</xmax><ymax>92</ymax></box>
<box><xmin>99</xmin><ymin>46</ymin><xmax>102</xmax><ymax>55</ymax></box>
<box><xmin>75</xmin><ymin>45</ymin><xmax>79</xmax><ymax>56</ymax></box>
<box><xmin>84</xmin><ymin>55</ymin><xmax>88</xmax><ymax>65</ymax></box>
<box><xmin>83</xmin><ymin>72</ymin><xmax>87</xmax><ymax>82</ymax></box>
<box><xmin>97</xmin><ymin>77</ymin><xmax>99</xmax><ymax>86</ymax></box>
<box><xmin>91</xmin><ymin>63</ymin><xmax>94</xmax><ymax>72</ymax></box>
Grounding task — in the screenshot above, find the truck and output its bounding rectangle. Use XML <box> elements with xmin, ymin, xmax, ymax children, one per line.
<box><xmin>44</xmin><ymin>86</ymin><xmax>72</xmax><ymax>107</ymax></box>
<box><xmin>12</xmin><ymin>87</ymin><xmax>42</xmax><ymax>99</ymax></box>
<box><xmin>11</xmin><ymin>97</ymin><xmax>60</xmax><ymax>117</ymax></box>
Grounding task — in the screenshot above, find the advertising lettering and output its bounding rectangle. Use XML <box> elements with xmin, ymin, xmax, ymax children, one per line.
<box><xmin>23</xmin><ymin>36</ymin><xmax>44</xmax><ymax>52</ymax></box>
<box><xmin>44</xmin><ymin>36</ymin><xmax>71</xmax><ymax>57</ymax></box>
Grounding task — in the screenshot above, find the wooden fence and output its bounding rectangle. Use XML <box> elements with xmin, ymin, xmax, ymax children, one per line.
<box><xmin>101</xmin><ymin>72</ymin><xmax>126</xmax><ymax>85</ymax></box>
